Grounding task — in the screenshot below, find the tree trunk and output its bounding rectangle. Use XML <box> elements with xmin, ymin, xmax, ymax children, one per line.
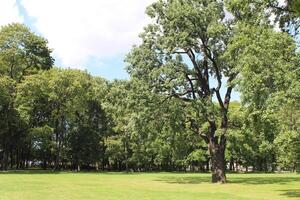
<box><xmin>43</xmin><ymin>159</ymin><xmax>47</xmax><ymax>169</ymax></box>
<box><xmin>54</xmin><ymin>142</ymin><xmax>61</xmax><ymax>171</ymax></box>
<box><xmin>209</xmin><ymin>139</ymin><xmax>226</xmax><ymax>183</ymax></box>
<box><xmin>95</xmin><ymin>162</ymin><xmax>99</xmax><ymax>171</ymax></box>
<box><xmin>54</xmin><ymin>118</ymin><xmax>61</xmax><ymax>171</ymax></box>
<box><xmin>10</xmin><ymin>149</ymin><xmax>14</xmax><ymax>169</ymax></box>
<box><xmin>2</xmin><ymin>150</ymin><xmax>8</xmax><ymax>170</ymax></box>
<box><xmin>206</xmin><ymin>158</ymin><xmax>210</xmax><ymax>172</ymax></box>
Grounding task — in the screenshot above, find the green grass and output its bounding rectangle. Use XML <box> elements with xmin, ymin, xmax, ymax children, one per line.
<box><xmin>0</xmin><ymin>171</ymin><xmax>299</xmax><ymax>200</ymax></box>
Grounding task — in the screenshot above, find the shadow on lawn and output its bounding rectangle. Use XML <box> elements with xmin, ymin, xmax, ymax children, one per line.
<box><xmin>156</xmin><ymin>176</ymin><xmax>211</xmax><ymax>184</ymax></box>
<box><xmin>0</xmin><ymin>170</ymin><xmax>61</xmax><ymax>174</ymax></box>
<box><xmin>0</xmin><ymin>170</ymin><xmax>139</xmax><ymax>175</ymax></box>
<box><xmin>279</xmin><ymin>189</ymin><xmax>300</xmax><ymax>198</ymax></box>
<box><xmin>156</xmin><ymin>175</ymin><xmax>300</xmax><ymax>185</ymax></box>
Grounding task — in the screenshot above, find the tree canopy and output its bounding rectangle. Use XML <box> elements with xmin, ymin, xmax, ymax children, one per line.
<box><xmin>0</xmin><ymin>23</ymin><xmax>54</xmax><ymax>81</ymax></box>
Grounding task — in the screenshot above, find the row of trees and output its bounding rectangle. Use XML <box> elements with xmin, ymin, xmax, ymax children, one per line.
<box><xmin>1</xmin><ymin>63</ymin><xmax>298</xmax><ymax>173</ymax></box>
<box><xmin>0</xmin><ymin>0</ymin><xmax>299</xmax><ymax>183</ymax></box>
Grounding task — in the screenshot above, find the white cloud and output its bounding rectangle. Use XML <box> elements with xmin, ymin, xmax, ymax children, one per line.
<box><xmin>0</xmin><ymin>0</ymin><xmax>23</xmax><ymax>26</ymax></box>
<box><xmin>20</xmin><ymin>0</ymin><xmax>155</xmax><ymax>68</ymax></box>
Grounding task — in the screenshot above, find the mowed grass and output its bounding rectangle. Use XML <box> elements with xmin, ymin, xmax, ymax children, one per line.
<box><xmin>0</xmin><ymin>172</ymin><xmax>299</xmax><ymax>200</ymax></box>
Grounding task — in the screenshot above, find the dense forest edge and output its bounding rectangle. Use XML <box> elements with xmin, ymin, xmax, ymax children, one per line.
<box><xmin>0</xmin><ymin>0</ymin><xmax>299</xmax><ymax>183</ymax></box>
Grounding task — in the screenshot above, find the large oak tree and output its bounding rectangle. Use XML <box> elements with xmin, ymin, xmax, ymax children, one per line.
<box><xmin>126</xmin><ymin>0</ymin><xmax>299</xmax><ymax>183</ymax></box>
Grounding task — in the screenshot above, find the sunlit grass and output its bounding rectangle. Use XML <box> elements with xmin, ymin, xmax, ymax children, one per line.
<box><xmin>0</xmin><ymin>172</ymin><xmax>299</xmax><ymax>200</ymax></box>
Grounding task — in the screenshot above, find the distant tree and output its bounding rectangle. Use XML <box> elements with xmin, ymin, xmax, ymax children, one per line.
<box><xmin>69</xmin><ymin>99</ymin><xmax>109</xmax><ymax>171</ymax></box>
<box><xmin>0</xmin><ymin>23</ymin><xmax>54</xmax><ymax>170</ymax></box>
<box><xmin>224</xmin><ymin>12</ymin><xmax>300</xmax><ymax>172</ymax></box>
<box><xmin>28</xmin><ymin>125</ymin><xmax>54</xmax><ymax>169</ymax></box>
<box><xmin>0</xmin><ymin>23</ymin><xmax>54</xmax><ymax>81</ymax></box>
<box><xmin>16</xmin><ymin>68</ymin><xmax>109</xmax><ymax>170</ymax></box>
<box><xmin>275</xmin><ymin>103</ymin><xmax>300</xmax><ymax>172</ymax></box>
<box><xmin>0</xmin><ymin>75</ymin><xmax>29</xmax><ymax>170</ymax></box>
<box><xmin>105</xmin><ymin>80</ymin><xmax>205</xmax><ymax>171</ymax></box>
<box><xmin>0</xmin><ymin>76</ymin><xmax>15</xmax><ymax>169</ymax></box>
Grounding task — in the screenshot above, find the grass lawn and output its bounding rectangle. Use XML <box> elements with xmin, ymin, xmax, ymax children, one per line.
<box><xmin>0</xmin><ymin>172</ymin><xmax>299</xmax><ymax>200</ymax></box>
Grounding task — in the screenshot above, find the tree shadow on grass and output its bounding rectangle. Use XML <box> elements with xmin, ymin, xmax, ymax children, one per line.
<box><xmin>0</xmin><ymin>170</ymin><xmax>142</xmax><ymax>175</ymax></box>
<box><xmin>228</xmin><ymin>176</ymin><xmax>300</xmax><ymax>185</ymax></box>
<box><xmin>0</xmin><ymin>170</ymin><xmax>61</xmax><ymax>175</ymax></box>
<box><xmin>279</xmin><ymin>189</ymin><xmax>300</xmax><ymax>198</ymax></box>
<box><xmin>156</xmin><ymin>175</ymin><xmax>300</xmax><ymax>185</ymax></box>
<box><xmin>156</xmin><ymin>176</ymin><xmax>211</xmax><ymax>184</ymax></box>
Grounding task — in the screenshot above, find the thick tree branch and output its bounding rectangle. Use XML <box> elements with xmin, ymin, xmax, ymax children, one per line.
<box><xmin>185</xmin><ymin>48</ymin><xmax>210</xmax><ymax>97</ymax></box>
<box><xmin>171</xmin><ymin>88</ymin><xmax>195</xmax><ymax>99</ymax></box>
<box><xmin>185</xmin><ymin>74</ymin><xmax>196</xmax><ymax>99</ymax></box>
<box><xmin>189</xmin><ymin>118</ymin><xmax>209</xmax><ymax>143</ymax></box>
<box><xmin>224</xmin><ymin>73</ymin><xmax>237</xmax><ymax>110</ymax></box>
<box><xmin>201</xmin><ymin>41</ymin><xmax>222</xmax><ymax>91</ymax></box>
<box><xmin>200</xmin><ymin>40</ymin><xmax>225</xmax><ymax>111</ymax></box>
<box><xmin>213</xmin><ymin>88</ymin><xmax>225</xmax><ymax>110</ymax></box>
<box><xmin>170</xmin><ymin>93</ymin><xmax>193</xmax><ymax>102</ymax></box>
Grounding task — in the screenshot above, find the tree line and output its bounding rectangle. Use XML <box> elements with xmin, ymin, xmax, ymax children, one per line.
<box><xmin>0</xmin><ymin>0</ymin><xmax>299</xmax><ymax>183</ymax></box>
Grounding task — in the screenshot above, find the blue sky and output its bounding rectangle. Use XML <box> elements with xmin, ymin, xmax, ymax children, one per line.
<box><xmin>1</xmin><ymin>0</ymin><xmax>240</xmax><ymax>100</ymax></box>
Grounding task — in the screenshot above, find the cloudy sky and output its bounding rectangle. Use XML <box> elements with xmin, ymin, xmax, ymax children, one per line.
<box><xmin>1</xmin><ymin>0</ymin><xmax>240</xmax><ymax>100</ymax></box>
<box><xmin>1</xmin><ymin>0</ymin><xmax>156</xmax><ymax>79</ymax></box>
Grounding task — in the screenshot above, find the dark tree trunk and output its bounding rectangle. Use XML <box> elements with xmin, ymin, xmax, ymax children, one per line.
<box><xmin>43</xmin><ymin>159</ymin><xmax>47</xmax><ymax>169</ymax></box>
<box><xmin>16</xmin><ymin>148</ymin><xmax>21</xmax><ymax>170</ymax></box>
<box><xmin>208</xmin><ymin>135</ymin><xmax>226</xmax><ymax>183</ymax></box>
<box><xmin>229</xmin><ymin>158</ymin><xmax>235</xmax><ymax>171</ymax></box>
<box><xmin>54</xmin><ymin>141</ymin><xmax>61</xmax><ymax>171</ymax></box>
<box><xmin>54</xmin><ymin>118</ymin><xmax>61</xmax><ymax>171</ymax></box>
<box><xmin>206</xmin><ymin>158</ymin><xmax>210</xmax><ymax>172</ymax></box>
<box><xmin>2</xmin><ymin>150</ymin><xmax>8</xmax><ymax>170</ymax></box>
<box><xmin>10</xmin><ymin>148</ymin><xmax>14</xmax><ymax>169</ymax></box>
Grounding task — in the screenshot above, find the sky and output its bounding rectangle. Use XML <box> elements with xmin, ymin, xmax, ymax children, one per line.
<box><xmin>1</xmin><ymin>0</ymin><xmax>156</xmax><ymax>80</ymax></box>
<box><xmin>0</xmin><ymin>0</ymin><xmax>240</xmax><ymax>100</ymax></box>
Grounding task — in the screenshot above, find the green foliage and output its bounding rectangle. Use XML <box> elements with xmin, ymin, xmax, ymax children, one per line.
<box><xmin>225</xmin><ymin>23</ymin><xmax>295</xmax><ymax>103</ymax></box>
<box><xmin>0</xmin><ymin>23</ymin><xmax>54</xmax><ymax>81</ymax></box>
<box><xmin>0</xmin><ymin>23</ymin><xmax>54</xmax><ymax>170</ymax></box>
<box><xmin>104</xmin><ymin>79</ymin><xmax>205</xmax><ymax>171</ymax></box>
<box><xmin>28</xmin><ymin>125</ymin><xmax>54</xmax><ymax>167</ymax></box>
<box><xmin>274</xmin><ymin>103</ymin><xmax>300</xmax><ymax>171</ymax></box>
<box><xmin>291</xmin><ymin>0</ymin><xmax>300</xmax><ymax>16</ymax></box>
<box><xmin>0</xmin><ymin>76</ymin><xmax>15</xmax><ymax>110</ymax></box>
<box><xmin>15</xmin><ymin>68</ymin><xmax>110</xmax><ymax>169</ymax></box>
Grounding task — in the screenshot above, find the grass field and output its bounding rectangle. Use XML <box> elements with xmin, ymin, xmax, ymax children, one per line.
<box><xmin>0</xmin><ymin>172</ymin><xmax>299</xmax><ymax>200</ymax></box>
